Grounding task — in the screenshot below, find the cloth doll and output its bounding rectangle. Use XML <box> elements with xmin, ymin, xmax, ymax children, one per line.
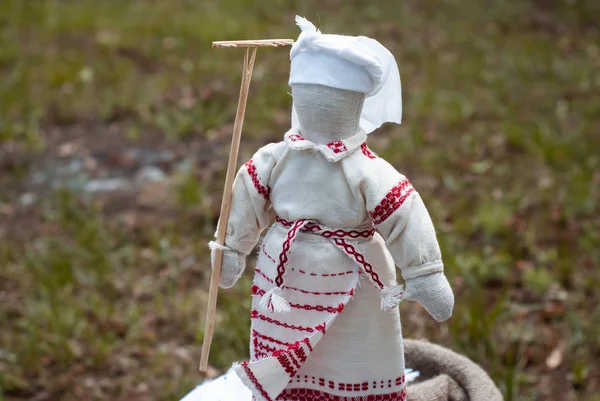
<box><xmin>208</xmin><ymin>16</ymin><xmax>455</xmax><ymax>401</ymax></box>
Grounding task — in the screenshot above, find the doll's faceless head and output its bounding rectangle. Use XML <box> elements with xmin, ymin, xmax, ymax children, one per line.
<box><xmin>291</xmin><ymin>84</ymin><xmax>365</xmax><ymax>145</ymax></box>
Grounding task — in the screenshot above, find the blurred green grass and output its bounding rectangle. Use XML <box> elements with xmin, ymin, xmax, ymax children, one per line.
<box><xmin>1</xmin><ymin>0</ymin><xmax>599</xmax><ymax>400</ymax></box>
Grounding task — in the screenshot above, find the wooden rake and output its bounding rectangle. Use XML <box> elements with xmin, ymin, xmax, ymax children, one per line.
<box><xmin>199</xmin><ymin>38</ymin><xmax>294</xmax><ymax>372</ymax></box>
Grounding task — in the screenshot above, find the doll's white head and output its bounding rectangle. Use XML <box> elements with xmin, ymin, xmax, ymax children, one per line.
<box><xmin>291</xmin><ymin>84</ymin><xmax>365</xmax><ymax>145</ymax></box>
<box><xmin>289</xmin><ymin>16</ymin><xmax>402</xmax><ymax>136</ymax></box>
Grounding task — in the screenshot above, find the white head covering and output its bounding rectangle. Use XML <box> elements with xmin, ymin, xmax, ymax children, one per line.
<box><xmin>289</xmin><ymin>16</ymin><xmax>402</xmax><ymax>134</ymax></box>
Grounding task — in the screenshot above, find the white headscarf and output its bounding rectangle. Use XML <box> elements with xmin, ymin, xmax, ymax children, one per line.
<box><xmin>289</xmin><ymin>16</ymin><xmax>402</xmax><ymax>134</ymax></box>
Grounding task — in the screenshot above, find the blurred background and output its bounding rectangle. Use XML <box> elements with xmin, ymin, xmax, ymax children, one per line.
<box><xmin>0</xmin><ymin>0</ymin><xmax>599</xmax><ymax>400</ymax></box>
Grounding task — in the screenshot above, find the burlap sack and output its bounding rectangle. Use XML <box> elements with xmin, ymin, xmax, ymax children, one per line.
<box><xmin>405</xmin><ymin>339</ymin><xmax>503</xmax><ymax>401</ymax></box>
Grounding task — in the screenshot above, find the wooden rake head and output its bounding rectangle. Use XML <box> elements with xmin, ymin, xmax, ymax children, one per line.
<box><xmin>212</xmin><ymin>39</ymin><xmax>295</xmax><ymax>78</ymax></box>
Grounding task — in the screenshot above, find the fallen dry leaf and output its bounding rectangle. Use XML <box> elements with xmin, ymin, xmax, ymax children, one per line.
<box><xmin>545</xmin><ymin>344</ymin><xmax>564</xmax><ymax>370</ymax></box>
<box><xmin>542</xmin><ymin>301</ymin><xmax>565</xmax><ymax>319</ymax></box>
<box><xmin>57</xmin><ymin>142</ymin><xmax>77</xmax><ymax>157</ymax></box>
<box><xmin>0</xmin><ymin>203</ymin><xmax>14</xmax><ymax>216</ymax></box>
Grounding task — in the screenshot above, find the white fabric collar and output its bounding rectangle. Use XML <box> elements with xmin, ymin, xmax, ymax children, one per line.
<box><xmin>283</xmin><ymin>128</ymin><xmax>368</xmax><ymax>162</ymax></box>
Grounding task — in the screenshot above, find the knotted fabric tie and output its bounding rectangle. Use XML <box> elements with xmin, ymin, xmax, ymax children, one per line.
<box><xmin>259</xmin><ymin>216</ymin><xmax>404</xmax><ymax>313</ymax></box>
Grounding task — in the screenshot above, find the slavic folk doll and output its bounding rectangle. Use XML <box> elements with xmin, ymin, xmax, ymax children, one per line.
<box><xmin>209</xmin><ymin>17</ymin><xmax>454</xmax><ymax>401</ymax></box>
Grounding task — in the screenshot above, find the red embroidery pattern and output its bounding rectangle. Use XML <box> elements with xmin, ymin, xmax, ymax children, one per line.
<box><xmin>370</xmin><ymin>179</ymin><xmax>415</xmax><ymax>225</ymax></box>
<box><xmin>327</xmin><ymin>141</ymin><xmax>348</xmax><ymax>154</ymax></box>
<box><xmin>255</xmin><ymin>340</ymin><xmax>280</xmax><ymax>354</ymax></box>
<box><xmin>303</xmin><ymin>337</ymin><xmax>313</xmax><ymax>352</ymax></box>
<box><xmin>253</xmin><ymin>285</ymin><xmax>346</xmax><ymax>313</ymax></box>
<box><xmin>286</xmin><ymin>286</ymin><xmax>355</xmax><ymax>297</ymax></box>
<box><xmin>255</xmin><ymin>268</ymin><xmax>355</xmax><ymax>296</ymax></box>
<box><xmin>242</xmin><ymin>362</ymin><xmax>273</xmax><ymax>401</ymax></box>
<box><xmin>261</xmin><ymin>244</ymin><xmax>277</xmax><ymax>263</ymax></box>
<box><xmin>277</xmin><ymin>353</ymin><xmax>298</xmax><ymax>376</ymax></box>
<box><xmin>293</xmin><ymin>267</ymin><xmax>355</xmax><ymax>277</ymax></box>
<box><xmin>263</xmin><ymin>244</ymin><xmax>355</xmax><ymax>277</ymax></box>
<box><xmin>289</xmin><ymin>134</ymin><xmax>305</xmax><ymax>142</ymax></box>
<box><xmin>255</xmin><ymin>268</ymin><xmax>275</xmax><ymax>283</ymax></box>
<box><xmin>277</xmin><ymin>388</ymin><xmax>407</xmax><ymax>401</ymax></box>
<box><xmin>361</xmin><ymin>143</ymin><xmax>378</xmax><ymax>159</ymax></box>
<box><xmin>274</xmin><ymin>339</ymin><xmax>312</xmax><ymax>377</ymax></box>
<box><xmin>275</xmin><ymin>219</ymin><xmax>307</xmax><ymax>287</ymax></box>
<box><xmin>252</xmin><ymin>329</ymin><xmax>293</xmax><ymax>347</ymax></box>
<box><xmin>253</xmin><ymin>336</ymin><xmax>266</xmax><ymax>360</ymax></box>
<box><xmin>244</xmin><ymin>159</ymin><xmax>270</xmax><ymax>200</ymax></box>
<box><xmin>290</xmin><ymin>375</ymin><xmax>406</xmax><ymax>391</ymax></box>
<box><xmin>254</xmin><ymin>350</ymin><xmax>269</xmax><ymax>359</ymax></box>
<box><xmin>251</xmin><ymin>309</ymin><xmax>316</xmax><ymax>333</ymax></box>
<box><xmin>294</xmin><ymin>345</ymin><xmax>308</xmax><ymax>365</ymax></box>
<box><xmin>333</xmin><ymin>239</ymin><xmax>384</xmax><ymax>289</ymax></box>
<box><xmin>288</xmin><ymin>352</ymin><xmax>302</xmax><ymax>370</ymax></box>
<box><xmin>292</xmin><ymin>302</ymin><xmax>345</xmax><ymax>313</ymax></box>
<box><xmin>252</xmin><ymin>284</ymin><xmax>266</xmax><ymax>296</ymax></box>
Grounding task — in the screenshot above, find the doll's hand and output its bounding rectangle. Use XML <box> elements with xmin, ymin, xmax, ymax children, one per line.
<box><xmin>209</xmin><ymin>242</ymin><xmax>246</xmax><ymax>289</ymax></box>
<box><xmin>403</xmin><ymin>272</ymin><xmax>454</xmax><ymax>322</ymax></box>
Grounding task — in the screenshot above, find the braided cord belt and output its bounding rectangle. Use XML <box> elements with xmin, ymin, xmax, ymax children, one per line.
<box><xmin>273</xmin><ymin>216</ymin><xmax>384</xmax><ymax>290</ymax></box>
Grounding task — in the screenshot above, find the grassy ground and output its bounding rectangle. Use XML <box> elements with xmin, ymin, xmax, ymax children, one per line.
<box><xmin>1</xmin><ymin>0</ymin><xmax>599</xmax><ymax>400</ymax></box>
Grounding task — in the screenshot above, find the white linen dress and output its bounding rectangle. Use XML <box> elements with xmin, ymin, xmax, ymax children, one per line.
<box><xmin>224</xmin><ymin>128</ymin><xmax>444</xmax><ymax>401</ymax></box>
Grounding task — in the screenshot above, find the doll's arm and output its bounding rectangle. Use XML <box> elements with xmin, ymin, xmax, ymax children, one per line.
<box><xmin>360</xmin><ymin>158</ymin><xmax>454</xmax><ymax>321</ymax></box>
<box><xmin>376</xmin><ymin>192</ymin><xmax>454</xmax><ymax>321</ymax></box>
<box><xmin>210</xmin><ymin>144</ymin><xmax>278</xmax><ymax>288</ymax></box>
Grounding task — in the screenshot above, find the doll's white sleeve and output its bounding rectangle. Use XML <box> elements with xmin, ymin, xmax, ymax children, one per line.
<box><xmin>220</xmin><ymin>143</ymin><xmax>278</xmax><ymax>255</ymax></box>
<box><xmin>359</xmin><ymin>158</ymin><xmax>444</xmax><ymax>280</ymax></box>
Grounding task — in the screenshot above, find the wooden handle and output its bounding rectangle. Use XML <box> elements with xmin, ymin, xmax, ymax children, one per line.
<box><xmin>199</xmin><ymin>47</ymin><xmax>258</xmax><ymax>372</ymax></box>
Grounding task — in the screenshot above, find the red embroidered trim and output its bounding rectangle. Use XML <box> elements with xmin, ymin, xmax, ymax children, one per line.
<box><xmin>286</xmin><ymin>286</ymin><xmax>355</xmax><ymax>297</ymax></box>
<box><xmin>327</xmin><ymin>141</ymin><xmax>347</xmax><ymax>154</ymax></box>
<box><xmin>370</xmin><ymin>179</ymin><xmax>415</xmax><ymax>225</ymax></box>
<box><xmin>261</xmin><ymin>244</ymin><xmax>277</xmax><ymax>264</ymax></box>
<box><xmin>244</xmin><ymin>159</ymin><xmax>270</xmax><ymax>200</ymax></box>
<box><xmin>303</xmin><ymin>337</ymin><xmax>313</xmax><ymax>352</ymax></box>
<box><xmin>252</xmin><ymin>329</ymin><xmax>293</xmax><ymax>347</ymax></box>
<box><xmin>291</xmin><ymin>302</ymin><xmax>345</xmax><ymax>313</ymax></box>
<box><xmin>242</xmin><ymin>363</ymin><xmax>273</xmax><ymax>401</ymax></box>
<box><xmin>275</xmin><ymin>219</ymin><xmax>307</xmax><ymax>287</ymax></box>
<box><xmin>361</xmin><ymin>143</ymin><xmax>377</xmax><ymax>159</ymax></box>
<box><xmin>312</xmin><ymin>270</ymin><xmax>354</xmax><ymax>277</ymax></box>
<box><xmin>294</xmin><ymin>345</ymin><xmax>308</xmax><ymax>365</ymax></box>
<box><xmin>290</xmin><ymin>375</ymin><xmax>406</xmax><ymax>391</ymax></box>
<box><xmin>253</xmin><ymin>285</ymin><xmax>345</xmax><ymax>313</ymax></box>
<box><xmin>263</xmin><ymin>244</ymin><xmax>355</xmax><ymax>277</ymax></box>
<box><xmin>277</xmin><ymin>388</ymin><xmax>407</xmax><ymax>401</ymax></box>
<box><xmin>251</xmin><ymin>309</ymin><xmax>316</xmax><ymax>333</ymax></box>
<box><xmin>252</xmin><ymin>284</ymin><xmax>266</xmax><ymax>296</ymax></box>
<box><xmin>333</xmin><ymin>239</ymin><xmax>384</xmax><ymax>289</ymax></box>
<box><xmin>255</xmin><ymin>268</ymin><xmax>274</xmax><ymax>283</ymax></box>
<box><xmin>252</xmin><ymin>331</ymin><xmax>279</xmax><ymax>359</ymax></box>
<box><xmin>277</xmin><ymin>353</ymin><xmax>298</xmax><ymax>376</ymax></box>
<box><xmin>255</xmin><ymin>269</ymin><xmax>355</xmax><ymax>296</ymax></box>
<box><xmin>288</xmin><ymin>352</ymin><xmax>302</xmax><ymax>370</ymax></box>
<box><xmin>293</xmin><ymin>267</ymin><xmax>355</xmax><ymax>277</ymax></box>
<box><xmin>254</xmin><ymin>350</ymin><xmax>269</xmax><ymax>359</ymax></box>
<box><xmin>289</xmin><ymin>134</ymin><xmax>305</xmax><ymax>142</ymax></box>
<box><xmin>255</xmin><ymin>339</ymin><xmax>280</xmax><ymax>354</ymax></box>
<box><xmin>252</xmin><ymin>329</ymin><xmax>259</xmax><ymax>358</ymax></box>
<box><xmin>269</xmin><ymin>339</ymin><xmax>311</xmax><ymax>375</ymax></box>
